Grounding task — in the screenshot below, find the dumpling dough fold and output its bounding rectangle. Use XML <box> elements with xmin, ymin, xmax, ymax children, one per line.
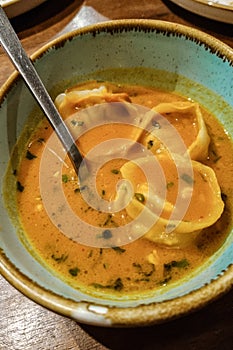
<box><xmin>120</xmin><ymin>155</ymin><xmax>224</xmax><ymax>247</ymax></box>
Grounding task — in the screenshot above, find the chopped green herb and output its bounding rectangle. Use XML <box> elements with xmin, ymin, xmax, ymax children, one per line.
<box><xmin>133</xmin><ymin>262</ymin><xmax>142</xmax><ymax>269</ymax></box>
<box><xmin>17</xmin><ymin>181</ymin><xmax>24</xmax><ymax>192</ymax></box>
<box><xmin>103</xmin><ymin>263</ymin><xmax>109</xmax><ymax>269</ymax></box>
<box><xmin>102</xmin><ymin>214</ymin><xmax>118</xmax><ymax>228</ymax></box>
<box><xmin>181</xmin><ymin>173</ymin><xmax>194</xmax><ymax>185</ymax></box>
<box><xmin>71</xmin><ymin>120</ymin><xmax>84</xmax><ymax>126</ymax></box>
<box><xmin>133</xmin><ymin>262</ymin><xmax>155</xmax><ymax>277</ymax></box>
<box><xmin>69</xmin><ymin>267</ymin><xmax>80</xmax><ymax>276</ymax></box>
<box><xmin>164</xmin><ymin>259</ymin><xmax>189</xmax><ymax>271</ymax></box>
<box><xmin>135</xmin><ymin>193</ymin><xmax>145</xmax><ymax>203</ymax></box>
<box><xmin>103</xmin><ymin>214</ymin><xmax>112</xmax><ymax>227</ymax></box>
<box><xmin>112</xmin><ymin>246</ymin><xmax>126</xmax><ymax>254</ymax></box>
<box><xmin>111</xmin><ymin>169</ymin><xmax>120</xmax><ymax>174</ymax></box>
<box><xmin>26</xmin><ymin>150</ymin><xmax>37</xmax><ymax>160</ymax></box>
<box><xmin>62</xmin><ymin>174</ymin><xmax>69</xmax><ymax>183</ymax></box>
<box><xmin>147</xmin><ymin>140</ymin><xmax>154</xmax><ymax>149</ymax></box>
<box><xmin>112</xmin><ymin>278</ymin><xmax>124</xmax><ymax>291</ymax></box>
<box><xmin>51</xmin><ymin>253</ymin><xmax>68</xmax><ymax>263</ymax></box>
<box><xmin>92</xmin><ymin>278</ymin><xmax>124</xmax><ymax>291</ymax></box>
<box><xmin>102</xmin><ymin>229</ymin><xmax>113</xmax><ymax>239</ymax></box>
<box><xmin>167</xmin><ymin>181</ymin><xmax>174</xmax><ymax>189</ymax></box>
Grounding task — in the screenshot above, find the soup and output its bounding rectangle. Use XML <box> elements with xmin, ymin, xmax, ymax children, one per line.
<box><xmin>12</xmin><ymin>81</ymin><xmax>233</xmax><ymax>297</ymax></box>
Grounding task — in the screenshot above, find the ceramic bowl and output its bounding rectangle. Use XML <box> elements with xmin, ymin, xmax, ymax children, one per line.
<box><xmin>0</xmin><ymin>20</ymin><xmax>233</xmax><ymax>327</ymax></box>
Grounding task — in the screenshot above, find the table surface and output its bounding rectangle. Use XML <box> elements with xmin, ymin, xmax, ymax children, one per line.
<box><xmin>0</xmin><ymin>1</ymin><xmax>232</xmax><ymax>349</ymax></box>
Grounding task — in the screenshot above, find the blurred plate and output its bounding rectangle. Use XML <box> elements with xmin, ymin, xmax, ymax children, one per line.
<box><xmin>0</xmin><ymin>0</ymin><xmax>48</xmax><ymax>18</ymax></box>
<box><xmin>169</xmin><ymin>0</ymin><xmax>233</xmax><ymax>23</ymax></box>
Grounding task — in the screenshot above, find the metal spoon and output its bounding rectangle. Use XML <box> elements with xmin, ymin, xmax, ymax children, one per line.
<box><xmin>0</xmin><ymin>6</ymin><xmax>83</xmax><ymax>174</ymax></box>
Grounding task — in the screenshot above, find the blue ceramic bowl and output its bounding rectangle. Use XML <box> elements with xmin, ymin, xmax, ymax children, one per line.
<box><xmin>0</xmin><ymin>20</ymin><xmax>232</xmax><ymax>326</ymax></box>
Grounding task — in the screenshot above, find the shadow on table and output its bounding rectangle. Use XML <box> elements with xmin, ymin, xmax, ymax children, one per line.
<box><xmin>81</xmin><ymin>289</ymin><xmax>233</xmax><ymax>350</ymax></box>
<box><xmin>162</xmin><ymin>0</ymin><xmax>233</xmax><ymax>39</ymax></box>
<box><xmin>10</xmin><ymin>0</ymin><xmax>84</xmax><ymax>37</ymax></box>
<box><xmin>9</xmin><ymin>0</ymin><xmax>233</xmax><ymax>44</ymax></box>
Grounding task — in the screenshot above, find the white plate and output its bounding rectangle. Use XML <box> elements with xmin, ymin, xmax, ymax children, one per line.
<box><xmin>169</xmin><ymin>0</ymin><xmax>233</xmax><ymax>23</ymax></box>
<box><xmin>0</xmin><ymin>0</ymin><xmax>48</xmax><ymax>18</ymax></box>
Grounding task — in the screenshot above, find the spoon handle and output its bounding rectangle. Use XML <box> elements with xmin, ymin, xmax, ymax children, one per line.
<box><xmin>0</xmin><ymin>6</ymin><xmax>82</xmax><ymax>173</ymax></box>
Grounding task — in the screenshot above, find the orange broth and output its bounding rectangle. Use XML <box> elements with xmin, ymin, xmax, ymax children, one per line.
<box><xmin>15</xmin><ymin>81</ymin><xmax>233</xmax><ymax>297</ymax></box>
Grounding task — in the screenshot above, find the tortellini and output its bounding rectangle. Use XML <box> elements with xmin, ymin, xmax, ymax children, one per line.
<box><xmin>139</xmin><ymin>101</ymin><xmax>210</xmax><ymax>161</ymax></box>
<box><xmin>120</xmin><ymin>155</ymin><xmax>224</xmax><ymax>247</ymax></box>
<box><xmin>55</xmin><ymin>85</ymin><xmax>131</xmax><ymax>119</ymax></box>
<box><xmin>118</xmin><ymin>100</ymin><xmax>223</xmax><ymax>247</ymax></box>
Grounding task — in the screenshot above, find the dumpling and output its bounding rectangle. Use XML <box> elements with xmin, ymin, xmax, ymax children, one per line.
<box><xmin>55</xmin><ymin>86</ymin><xmax>144</xmax><ymax>157</ymax></box>
<box><xmin>120</xmin><ymin>154</ymin><xmax>224</xmax><ymax>247</ymax></box>
<box><xmin>139</xmin><ymin>101</ymin><xmax>210</xmax><ymax>161</ymax></box>
<box><xmin>55</xmin><ymin>85</ymin><xmax>131</xmax><ymax>119</ymax></box>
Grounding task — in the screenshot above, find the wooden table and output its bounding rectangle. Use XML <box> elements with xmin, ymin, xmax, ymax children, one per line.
<box><xmin>0</xmin><ymin>1</ymin><xmax>232</xmax><ymax>349</ymax></box>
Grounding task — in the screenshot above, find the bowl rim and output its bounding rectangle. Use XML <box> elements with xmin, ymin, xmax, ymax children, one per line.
<box><xmin>29</xmin><ymin>19</ymin><xmax>233</xmax><ymax>66</ymax></box>
<box><xmin>1</xmin><ymin>249</ymin><xmax>233</xmax><ymax>326</ymax></box>
<box><xmin>0</xmin><ymin>19</ymin><xmax>233</xmax><ymax>327</ymax></box>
